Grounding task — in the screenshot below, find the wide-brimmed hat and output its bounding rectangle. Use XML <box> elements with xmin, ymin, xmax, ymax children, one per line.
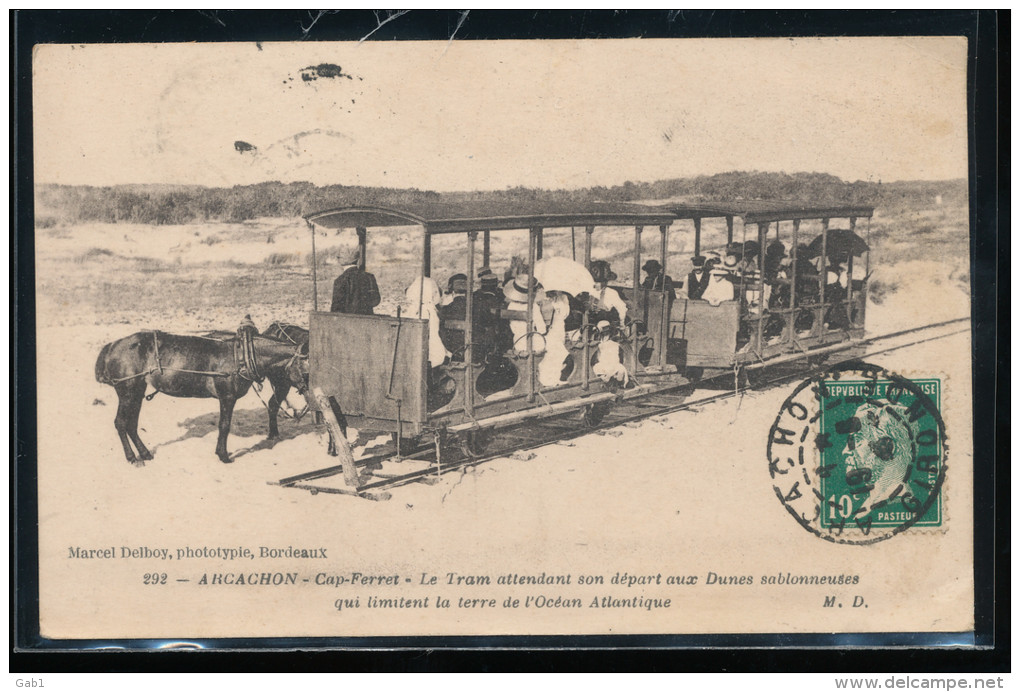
<box><xmin>723</xmin><ymin>254</ymin><xmax>739</xmax><ymax>268</ymax></box>
<box><xmin>705</xmin><ymin>251</ymin><xmax>721</xmax><ymax>263</ymax></box>
<box><xmin>642</xmin><ymin>259</ymin><xmax>662</xmax><ymax>274</ymax></box>
<box><xmin>503</xmin><ymin>275</ymin><xmax>539</xmax><ymax>303</ymax></box>
<box><xmin>589</xmin><ymin>260</ymin><xmax>617</xmax><ymax>284</ymax></box>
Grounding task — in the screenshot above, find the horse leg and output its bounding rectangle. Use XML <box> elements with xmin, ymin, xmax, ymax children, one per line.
<box><xmin>216</xmin><ymin>397</ymin><xmax>237</xmax><ymax>463</ymax></box>
<box><xmin>127</xmin><ymin>397</ymin><xmax>154</xmax><ymax>461</ymax></box>
<box><xmin>114</xmin><ymin>381</ymin><xmax>146</xmax><ymax>466</ymax></box>
<box><xmin>266</xmin><ymin>379</ymin><xmax>286</xmax><ymax>441</ymax></box>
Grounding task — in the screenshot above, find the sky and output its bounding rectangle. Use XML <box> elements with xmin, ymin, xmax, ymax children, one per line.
<box><xmin>32</xmin><ymin>37</ymin><xmax>969</xmax><ymax>191</ymax></box>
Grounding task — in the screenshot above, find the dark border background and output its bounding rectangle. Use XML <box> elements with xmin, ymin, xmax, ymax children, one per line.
<box><xmin>11</xmin><ymin>9</ymin><xmax>1008</xmax><ymax>673</ymax></box>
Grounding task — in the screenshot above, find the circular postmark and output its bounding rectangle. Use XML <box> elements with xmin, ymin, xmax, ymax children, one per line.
<box><xmin>767</xmin><ymin>361</ymin><xmax>947</xmax><ymax>545</ymax></box>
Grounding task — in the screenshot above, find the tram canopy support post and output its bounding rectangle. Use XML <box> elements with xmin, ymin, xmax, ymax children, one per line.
<box><xmin>308</xmin><ymin>220</ymin><xmax>318</xmax><ymax>312</ymax></box>
<box><xmin>423</xmin><ymin>232</ymin><xmax>432</xmax><ymax>278</ymax></box>
<box><xmin>465</xmin><ymin>231</ymin><xmax>476</xmax><ymax>417</ymax></box>
<box><xmin>846</xmin><ymin>217</ymin><xmax>856</xmax><ymax>326</ymax></box>
<box><xmin>482</xmin><ymin>230</ymin><xmax>491</xmax><ymax>267</ymax></box>
<box><xmin>632</xmin><ymin>226</ymin><xmax>643</xmax><ymax>375</ymax></box>
<box><xmin>756</xmin><ymin>222</ymin><xmax>767</xmax><ymax>353</ymax></box>
<box><xmin>863</xmin><ymin>217</ymin><xmax>871</xmax><ymax>322</ymax></box>
<box><xmin>584</xmin><ymin>225</ymin><xmax>594</xmax><ymax>269</ymax></box>
<box><xmin>356</xmin><ymin>226</ymin><xmax>367</xmax><ymax>270</ymax></box>
<box><xmin>818</xmin><ymin>218</ymin><xmax>829</xmax><ymax>335</ymax></box>
<box><xmin>694</xmin><ymin>218</ymin><xmax>702</xmax><ymax>256</ymax></box>
<box><xmin>659</xmin><ymin>224</ymin><xmax>670</xmax><ymax>370</ymax></box>
<box><xmin>788</xmin><ymin>219</ymin><xmax>800</xmax><ymax>346</ymax></box>
<box><xmin>527</xmin><ymin>228</ymin><xmax>539</xmax><ymax>403</ymax></box>
<box><xmin>536</xmin><ymin>229</ymin><xmax>544</xmax><ymax>260</ymax></box>
<box><xmin>726</xmin><ymin>216</ymin><xmax>734</xmax><ymax>245</ymax></box>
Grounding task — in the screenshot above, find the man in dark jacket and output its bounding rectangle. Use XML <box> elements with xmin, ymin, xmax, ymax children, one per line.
<box><xmin>687</xmin><ymin>255</ymin><xmax>710</xmax><ymax>300</ymax></box>
<box><xmin>331</xmin><ymin>248</ymin><xmax>381</xmax><ymax>315</ymax></box>
<box><xmin>641</xmin><ymin>259</ymin><xmax>677</xmax><ymax>300</ymax></box>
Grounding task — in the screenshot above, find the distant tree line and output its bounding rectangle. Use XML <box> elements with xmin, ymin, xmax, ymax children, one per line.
<box><xmin>34</xmin><ymin>173</ymin><xmax>967</xmax><ymax>225</ymax></box>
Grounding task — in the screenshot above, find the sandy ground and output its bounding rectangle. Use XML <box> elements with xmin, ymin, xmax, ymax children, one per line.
<box><xmin>32</xmin><ymin>219</ymin><xmax>975</xmax><ymax>639</ymax></box>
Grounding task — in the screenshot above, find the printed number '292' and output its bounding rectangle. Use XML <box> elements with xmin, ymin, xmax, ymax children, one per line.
<box><xmin>143</xmin><ymin>573</ymin><xmax>167</xmax><ymax>585</ymax></box>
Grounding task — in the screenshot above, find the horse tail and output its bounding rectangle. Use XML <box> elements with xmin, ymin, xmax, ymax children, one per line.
<box><xmin>95</xmin><ymin>341</ymin><xmax>114</xmax><ymax>385</ymax></box>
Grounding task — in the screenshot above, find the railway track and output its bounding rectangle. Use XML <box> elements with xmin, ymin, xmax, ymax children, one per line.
<box><xmin>270</xmin><ymin>317</ymin><xmax>969</xmax><ymax>500</ymax></box>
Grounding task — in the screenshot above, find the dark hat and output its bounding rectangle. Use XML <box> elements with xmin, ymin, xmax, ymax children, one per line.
<box><xmin>447</xmin><ymin>273</ymin><xmax>468</xmax><ymax>294</ymax></box>
<box><xmin>642</xmin><ymin>259</ymin><xmax>662</xmax><ymax>274</ymax></box>
<box><xmin>589</xmin><ymin>260</ymin><xmax>617</xmax><ymax>284</ymax></box>
<box><xmin>691</xmin><ymin>255</ymin><xmax>707</xmax><ymax>268</ymax></box>
<box><xmin>478</xmin><ymin>267</ymin><xmax>499</xmax><ymax>285</ymax></box>
<box><xmin>726</xmin><ymin>242</ymin><xmax>744</xmax><ymax>257</ymax></box>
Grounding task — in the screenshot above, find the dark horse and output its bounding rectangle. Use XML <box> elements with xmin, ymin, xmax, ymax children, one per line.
<box><xmin>261</xmin><ymin>322</ymin><xmax>310</xmax><ymax>439</ymax></box>
<box><xmin>95</xmin><ymin>330</ymin><xmax>306</xmax><ymax>465</ymax></box>
<box><xmin>202</xmin><ymin>322</ymin><xmax>311</xmax><ymax>440</ymax></box>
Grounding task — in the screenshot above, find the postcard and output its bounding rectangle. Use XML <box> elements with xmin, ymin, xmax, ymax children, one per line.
<box><xmin>30</xmin><ymin>36</ymin><xmax>975</xmax><ymax>641</ymax></box>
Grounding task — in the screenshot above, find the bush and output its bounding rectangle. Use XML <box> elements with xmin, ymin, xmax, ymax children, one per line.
<box><xmin>264</xmin><ymin>252</ymin><xmax>298</xmax><ymax>265</ymax></box>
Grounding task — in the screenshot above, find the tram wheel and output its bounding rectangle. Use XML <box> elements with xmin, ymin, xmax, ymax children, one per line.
<box><xmin>459</xmin><ymin>429</ymin><xmax>493</xmax><ymax>458</ymax></box>
<box><xmin>581</xmin><ymin>401</ymin><xmax>611</xmax><ymax>428</ymax></box>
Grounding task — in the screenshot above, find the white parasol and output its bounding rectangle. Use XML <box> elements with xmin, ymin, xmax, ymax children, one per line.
<box><xmin>533</xmin><ymin>256</ymin><xmax>596</xmax><ymax>297</ymax></box>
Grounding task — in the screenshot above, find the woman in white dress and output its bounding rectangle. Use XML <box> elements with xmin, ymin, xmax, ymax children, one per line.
<box><xmin>537</xmin><ymin>290</ymin><xmax>571</xmax><ymax>387</ymax></box>
<box><xmin>403</xmin><ymin>275</ymin><xmax>450</xmax><ymax>369</ymax></box>
<box><xmin>502</xmin><ymin>276</ymin><xmax>547</xmax><ymax>356</ymax></box>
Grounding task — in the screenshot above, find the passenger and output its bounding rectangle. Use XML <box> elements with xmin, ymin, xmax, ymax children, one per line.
<box><xmin>641</xmin><ymin>259</ymin><xmax>677</xmax><ymax>300</ymax></box>
<box><xmin>702</xmin><ymin>251</ymin><xmax>737</xmax><ymax>306</ymax></box>
<box><xmin>764</xmin><ymin>256</ymin><xmax>792</xmax><ymax>339</ymax></box>
<box><xmin>441</xmin><ymin>273</ymin><xmax>467</xmax><ymax>307</ymax></box>
<box><xmin>503</xmin><ymin>255</ymin><xmax>528</xmax><ymax>285</ymax></box>
<box><xmin>686</xmin><ymin>255</ymin><xmax>710</xmax><ymax>300</ymax></box>
<box><xmin>588</xmin><ymin>260</ymin><xmax>628</xmax><ymax>325</ymax></box>
<box><xmin>330</xmin><ymin>248</ymin><xmax>381</xmax><ymax>315</ymax></box>
<box><xmin>793</xmin><ymin>245</ymin><xmax>819</xmax><ymax>333</ymax></box>
<box><xmin>503</xmin><ymin>275</ymin><xmax>547</xmax><ymax>356</ymax></box>
<box><xmin>438</xmin><ymin>274</ymin><xmax>469</xmax><ymax>359</ymax></box>
<box><xmin>739</xmin><ymin>240</ymin><xmax>761</xmax><ymax>275</ymax></box>
<box><xmin>474</xmin><ymin>268</ymin><xmax>514</xmax><ymax>362</ymax></box>
<box><xmin>824</xmin><ymin>263</ymin><xmax>850</xmax><ymax>330</ymax></box>
<box><xmin>474</xmin><ymin>268</ymin><xmax>503</xmax><ymax>311</ymax></box>
<box><xmin>763</xmin><ymin>241</ymin><xmax>787</xmax><ymax>284</ymax></box>
<box><xmin>403</xmin><ymin>276</ymin><xmax>449</xmax><ymax>369</ymax></box>
<box><xmin>591</xmin><ymin>320</ymin><xmax>630</xmax><ymax>390</ymax></box>
<box><xmin>538</xmin><ymin>290</ymin><xmax>572</xmax><ymax>387</ymax></box>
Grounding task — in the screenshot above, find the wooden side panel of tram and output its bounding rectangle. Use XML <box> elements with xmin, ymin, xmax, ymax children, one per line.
<box><xmin>308</xmin><ymin>312</ymin><xmax>428</xmax><ymax>433</ymax></box>
<box><xmin>670</xmin><ymin>299</ymin><xmax>740</xmax><ymax>368</ymax></box>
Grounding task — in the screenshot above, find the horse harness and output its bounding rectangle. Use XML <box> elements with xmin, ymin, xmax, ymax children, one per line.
<box><xmin>105</xmin><ymin>330</ymin><xmax>269</xmax><ymax>389</ymax></box>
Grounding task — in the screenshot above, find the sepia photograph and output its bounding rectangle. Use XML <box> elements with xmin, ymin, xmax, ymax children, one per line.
<box><xmin>19</xmin><ymin>16</ymin><xmax>993</xmax><ymax>652</ymax></box>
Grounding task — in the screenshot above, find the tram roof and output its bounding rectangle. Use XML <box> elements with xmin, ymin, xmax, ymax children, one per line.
<box><xmin>304</xmin><ymin>201</ymin><xmax>677</xmax><ymax>234</ymax></box>
<box><xmin>664</xmin><ymin>201</ymin><xmax>874</xmax><ymax>224</ymax></box>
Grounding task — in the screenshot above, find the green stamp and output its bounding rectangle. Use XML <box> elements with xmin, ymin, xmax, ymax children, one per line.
<box><xmin>818</xmin><ymin>378</ymin><xmax>943</xmax><ymax>530</ymax></box>
<box><xmin>768</xmin><ymin>363</ymin><xmax>947</xmax><ymax>545</ymax></box>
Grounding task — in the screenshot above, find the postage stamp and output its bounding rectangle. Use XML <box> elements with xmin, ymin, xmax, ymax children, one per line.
<box><xmin>768</xmin><ymin>362</ymin><xmax>947</xmax><ymax>545</ymax></box>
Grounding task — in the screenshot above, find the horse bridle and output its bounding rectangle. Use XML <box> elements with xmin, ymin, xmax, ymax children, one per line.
<box><xmin>283</xmin><ymin>348</ymin><xmax>310</xmax><ymax>395</ymax></box>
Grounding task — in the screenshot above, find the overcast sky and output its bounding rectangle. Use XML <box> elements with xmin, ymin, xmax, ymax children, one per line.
<box><xmin>33</xmin><ymin>37</ymin><xmax>968</xmax><ymax>191</ymax></box>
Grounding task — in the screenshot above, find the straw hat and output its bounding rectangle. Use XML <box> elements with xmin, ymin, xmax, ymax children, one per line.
<box><xmin>503</xmin><ymin>275</ymin><xmax>539</xmax><ymax>303</ymax></box>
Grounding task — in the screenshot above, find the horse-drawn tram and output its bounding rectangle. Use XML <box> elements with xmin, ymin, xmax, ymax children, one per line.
<box><xmin>273</xmin><ymin>200</ymin><xmax>878</xmax><ymax>499</ymax></box>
